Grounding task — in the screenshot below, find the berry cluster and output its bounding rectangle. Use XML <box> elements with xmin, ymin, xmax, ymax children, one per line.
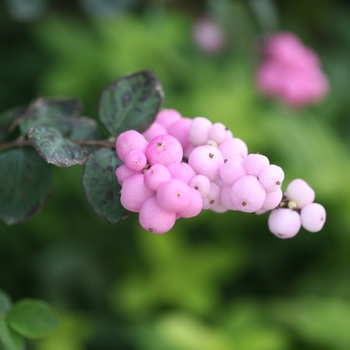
<box><xmin>268</xmin><ymin>179</ymin><xmax>326</xmax><ymax>239</ymax></box>
<box><xmin>115</xmin><ymin>109</ymin><xmax>326</xmax><ymax>238</ymax></box>
<box><xmin>255</xmin><ymin>31</ymin><xmax>328</xmax><ymax>107</ymax></box>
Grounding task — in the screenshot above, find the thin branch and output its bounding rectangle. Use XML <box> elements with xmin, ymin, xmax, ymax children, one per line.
<box><xmin>0</xmin><ymin>138</ymin><xmax>116</xmax><ymax>152</ymax></box>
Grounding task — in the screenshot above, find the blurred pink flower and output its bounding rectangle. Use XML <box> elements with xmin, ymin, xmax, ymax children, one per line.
<box><xmin>256</xmin><ymin>32</ymin><xmax>329</xmax><ymax>107</ymax></box>
<box><xmin>192</xmin><ymin>16</ymin><xmax>227</xmax><ymax>54</ymax></box>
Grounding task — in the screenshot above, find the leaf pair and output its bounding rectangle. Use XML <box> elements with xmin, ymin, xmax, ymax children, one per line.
<box><xmin>0</xmin><ymin>289</ymin><xmax>59</xmax><ymax>350</ymax></box>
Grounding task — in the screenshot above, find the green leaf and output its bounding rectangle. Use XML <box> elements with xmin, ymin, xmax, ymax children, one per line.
<box><xmin>69</xmin><ymin>117</ymin><xmax>100</xmax><ymax>141</ymax></box>
<box><xmin>0</xmin><ymin>320</ymin><xmax>23</xmax><ymax>350</ymax></box>
<box><xmin>0</xmin><ymin>106</ymin><xmax>24</xmax><ymax>142</ymax></box>
<box><xmin>28</xmin><ymin>126</ymin><xmax>88</xmax><ymax>167</ymax></box>
<box><xmin>98</xmin><ymin>70</ymin><xmax>163</xmax><ymax>137</ymax></box>
<box><xmin>6</xmin><ymin>299</ymin><xmax>59</xmax><ymax>340</ymax></box>
<box><xmin>19</xmin><ymin>97</ymin><xmax>82</xmax><ymax>136</ymax></box>
<box><xmin>82</xmin><ymin>148</ymin><xmax>129</xmax><ymax>224</ymax></box>
<box><xmin>79</xmin><ymin>0</ymin><xmax>139</xmax><ymax>17</ymax></box>
<box><xmin>0</xmin><ymin>149</ymin><xmax>52</xmax><ymax>225</ymax></box>
<box><xmin>0</xmin><ymin>290</ymin><xmax>12</xmax><ymax>314</ymax></box>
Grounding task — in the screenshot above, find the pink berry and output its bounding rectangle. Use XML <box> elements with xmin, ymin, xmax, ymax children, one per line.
<box><xmin>156</xmin><ymin>179</ymin><xmax>191</xmax><ymax>212</ymax></box>
<box><xmin>116</xmin><ymin>130</ymin><xmax>148</xmax><ymax>162</ymax></box>
<box><xmin>115</xmin><ymin>165</ymin><xmax>139</xmax><ymax>185</ymax></box>
<box><xmin>146</xmin><ymin>135</ymin><xmax>183</xmax><ymax>166</ymax></box>
<box><xmin>124</xmin><ymin>150</ymin><xmax>147</xmax><ymax>172</ymax></box>
<box><xmin>155</xmin><ymin>109</ymin><xmax>182</xmax><ymax>129</ymax></box>
<box><xmin>261</xmin><ymin>188</ymin><xmax>283</xmax><ymax>211</ymax></box>
<box><xmin>208</xmin><ymin>123</ymin><xmax>228</xmax><ymax>144</ymax></box>
<box><xmin>142</xmin><ymin>122</ymin><xmax>168</xmax><ymax>141</ymax></box>
<box><xmin>168</xmin><ymin>118</ymin><xmax>192</xmax><ymax>154</ymax></box>
<box><xmin>177</xmin><ymin>188</ymin><xmax>203</xmax><ymax>218</ymax></box>
<box><xmin>120</xmin><ymin>174</ymin><xmax>155</xmax><ymax>212</ymax></box>
<box><xmin>139</xmin><ymin>196</ymin><xmax>176</xmax><ymax>234</ymax></box>
<box><xmin>188</xmin><ymin>174</ymin><xmax>211</xmax><ymax>198</ymax></box>
<box><xmin>144</xmin><ymin>164</ymin><xmax>172</xmax><ymax>191</ymax></box>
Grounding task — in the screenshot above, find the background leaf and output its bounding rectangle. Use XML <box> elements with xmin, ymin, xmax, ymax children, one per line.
<box><xmin>29</xmin><ymin>125</ymin><xmax>88</xmax><ymax>167</ymax></box>
<box><xmin>19</xmin><ymin>97</ymin><xmax>82</xmax><ymax>136</ymax></box>
<box><xmin>0</xmin><ymin>106</ymin><xmax>24</xmax><ymax>142</ymax></box>
<box><xmin>6</xmin><ymin>299</ymin><xmax>59</xmax><ymax>339</ymax></box>
<box><xmin>0</xmin><ymin>320</ymin><xmax>23</xmax><ymax>350</ymax></box>
<box><xmin>0</xmin><ymin>149</ymin><xmax>52</xmax><ymax>225</ymax></box>
<box><xmin>69</xmin><ymin>117</ymin><xmax>100</xmax><ymax>141</ymax></box>
<box><xmin>98</xmin><ymin>70</ymin><xmax>164</xmax><ymax>137</ymax></box>
<box><xmin>82</xmin><ymin>148</ymin><xmax>128</xmax><ymax>224</ymax></box>
<box><xmin>4</xmin><ymin>0</ymin><xmax>47</xmax><ymax>22</ymax></box>
<box><xmin>0</xmin><ymin>290</ymin><xmax>12</xmax><ymax>314</ymax></box>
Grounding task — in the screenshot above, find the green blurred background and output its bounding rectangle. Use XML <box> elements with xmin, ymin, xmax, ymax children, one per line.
<box><xmin>1</xmin><ymin>0</ymin><xmax>350</xmax><ymax>349</ymax></box>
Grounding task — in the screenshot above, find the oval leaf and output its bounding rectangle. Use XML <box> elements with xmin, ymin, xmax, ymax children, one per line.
<box><xmin>28</xmin><ymin>126</ymin><xmax>88</xmax><ymax>167</ymax></box>
<box><xmin>20</xmin><ymin>97</ymin><xmax>83</xmax><ymax>136</ymax></box>
<box><xmin>98</xmin><ymin>70</ymin><xmax>164</xmax><ymax>137</ymax></box>
<box><xmin>0</xmin><ymin>289</ymin><xmax>12</xmax><ymax>314</ymax></box>
<box><xmin>6</xmin><ymin>299</ymin><xmax>59</xmax><ymax>340</ymax></box>
<box><xmin>69</xmin><ymin>117</ymin><xmax>100</xmax><ymax>141</ymax></box>
<box><xmin>0</xmin><ymin>149</ymin><xmax>52</xmax><ymax>225</ymax></box>
<box><xmin>82</xmin><ymin>148</ymin><xmax>129</xmax><ymax>224</ymax></box>
<box><xmin>0</xmin><ymin>320</ymin><xmax>23</xmax><ymax>350</ymax></box>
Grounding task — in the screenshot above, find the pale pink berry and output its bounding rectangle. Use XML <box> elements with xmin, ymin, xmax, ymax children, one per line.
<box><xmin>300</xmin><ymin>203</ymin><xmax>326</xmax><ymax>232</ymax></box>
<box><xmin>219</xmin><ymin>155</ymin><xmax>247</xmax><ymax>185</ymax></box>
<box><xmin>146</xmin><ymin>134</ymin><xmax>183</xmax><ymax>166</ymax></box>
<box><xmin>188</xmin><ymin>174</ymin><xmax>211</xmax><ymax>198</ymax></box>
<box><xmin>219</xmin><ymin>138</ymin><xmax>248</xmax><ymax>159</ymax></box>
<box><xmin>139</xmin><ymin>196</ymin><xmax>176</xmax><ymax>234</ymax></box>
<box><xmin>285</xmin><ymin>178</ymin><xmax>315</xmax><ymax>208</ymax></box>
<box><xmin>261</xmin><ymin>188</ymin><xmax>283</xmax><ymax>211</ymax></box>
<box><xmin>188</xmin><ymin>117</ymin><xmax>212</xmax><ymax>146</ymax></box>
<box><xmin>220</xmin><ymin>185</ymin><xmax>237</xmax><ymax>210</ymax></box>
<box><xmin>258</xmin><ymin>164</ymin><xmax>284</xmax><ymax>192</ymax></box>
<box><xmin>230</xmin><ymin>175</ymin><xmax>266</xmax><ymax>213</ymax></box>
<box><xmin>243</xmin><ymin>153</ymin><xmax>270</xmax><ymax>177</ymax></box>
<box><xmin>268</xmin><ymin>208</ymin><xmax>301</xmax><ymax>239</ymax></box>
<box><xmin>156</xmin><ymin>179</ymin><xmax>191</xmax><ymax>212</ymax></box>
<box><xmin>188</xmin><ymin>145</ymin><xmax>224</xmax><ymax>181</ymax></box>
<box><xmin>208</xmin><ymin>123</ymin><xmax>228</xmax><ymax>144</ymax></box>
<box><xmin>116</xmin><ymin>130</ymin><xmax>148</xmax><ymax>162</ymax></box>
<box><xmin>120</xmin><ymin>174</ymin><xmax>154</xmax><ymax>212</ymax></box>
<box><xmin>202</xmin><ymin>182</ymin><xmax>220</xmax><ymax>209</ymax></box>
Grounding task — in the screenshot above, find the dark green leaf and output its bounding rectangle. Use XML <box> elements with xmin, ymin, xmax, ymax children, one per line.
<box><xmin>0</xmin><ymin>320</ymin><xmax>23</xmax><ymax>350</ymax></box>
<box><xmin>20</xmin><ymin>97</ymin><xmax>82</xmax><ymax>136</ymax></box>
<box><xmin>0</xmin><ymin>149</ymin><xmax>52</xmax><ymax>225</ymax></box>
<box><xmin>5</xmin><ymin>0</ymin><xmax>46</xmax><ymax>22</ymax></box>
<box><xmin>0</xmin><ymin>106</ymin><xmax>24</xmax><ymax>142</ymax></box>
<box><xmin>28</xmin><ymin>126</ymin><xmax>88</xmax><ymax>167</ymax></box>
<box><xmin>0</xmin><ymin>290</ymin><xmax>12</xmax><ymax>314</ymax></box>
<box><xmin>98</xmin><ymin>70</ymin><xmax>163</xmax><ymax>137</ymax></box>
<box><xmin>69</xmin><ymin>117</ymin><xmax>100</xmax><ymax>141</ymax></box>
<box><xmin>82</xmin><ymin>148</ymin><xmax>128</xmax><ymax>224</ymax></box>
<box><xmin>6</xmin><ymin>299</ymin><xmax>59</xmax><ymax>339</ymax></box>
